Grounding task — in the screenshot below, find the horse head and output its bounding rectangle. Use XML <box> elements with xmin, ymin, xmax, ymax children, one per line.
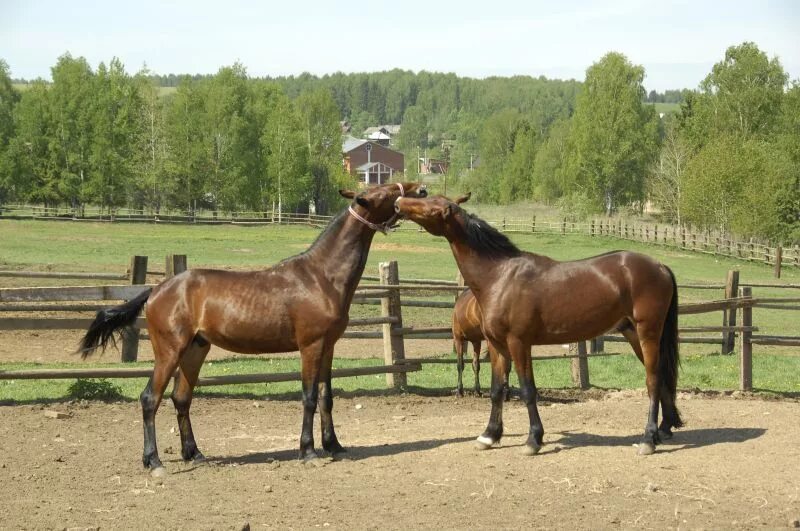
<box><xmin>339</xmin><ymin>182</ymin><xmax>427</xmax><ymax>234</ymax></box>
<box><xmin>394</xmin><ymin>192</ymin><xmax>471</xmax><ymax>236</ymax></box>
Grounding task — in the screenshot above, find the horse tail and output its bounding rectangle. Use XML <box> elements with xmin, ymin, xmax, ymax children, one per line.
<box><xmin>78</xmin><ymin>288</ymin><xmax>152</xmax><ymax>359</ymax></box>
<box><xmin>659</xmin><ymin>266</ymin><xmax>682</xmax><ymax>428</ymax></box>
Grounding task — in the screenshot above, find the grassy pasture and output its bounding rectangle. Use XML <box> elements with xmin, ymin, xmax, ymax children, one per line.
<box><xmin>0</xmin><ymin>217</ymin><xmax>798</xmax><ymax>400</ymax></box>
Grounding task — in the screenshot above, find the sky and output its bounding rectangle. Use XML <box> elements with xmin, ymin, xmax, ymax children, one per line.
<box><xmin>1</xmin><ymin>0</ymin><xmax>798</xmax><ymax>91</ymax></box>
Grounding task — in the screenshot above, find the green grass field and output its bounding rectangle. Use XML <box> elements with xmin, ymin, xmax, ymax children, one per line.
<box><xmin>1</xmin><ymin>217</ymin><xmax>798</xmax><ymax>401</ymax></box>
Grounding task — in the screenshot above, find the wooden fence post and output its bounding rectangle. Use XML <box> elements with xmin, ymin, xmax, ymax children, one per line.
<box><xmin>722</xmin><ymin>270</ymin><xmax>740</xmax><ymax>355</ymax></box>
<box><xmin>738</xmin><ymin>287</ymin><xmax>753</xmax><ymax>391</ymax></box>
<box><xmin>589</xmin><ymin>336</ymin><xmax>604</xmax><ymax>354</ymax></box>
<box><xmin>591</xmin><ymin>219</ymin><xmax>595</xmax><ymax>236</ymax></box>
<box><xmin>166</xmin><ymin>254</ymin><xmax>188</xmax><ymax>278</ymax></box>
<box><xmin>531</xmin><ymin>215</ymin><xmax>536</xmax><ymax>233</ymax></box>
<box><xmin>121</xmin><ymin>255</ymin><xmax>148</xmax><ymax>363</ymax></box>
<box><xmin>561</xmin><ymin>218</ymin><xmax>566</xmax><ymax>235</ymax></box>
<box><xmin>774</xmin><ymin>246</ymin><xmax>782</xmax><ymax>279</ymax></box>
<box><xmin>380</xmin><ymin>261</ymin><xmax>406</xmax><ymax>389</ymax></box>
<box><xmin>570</xmin><ymin>341</ymin><xmax>590</xmax><ymax>390</ymax></box>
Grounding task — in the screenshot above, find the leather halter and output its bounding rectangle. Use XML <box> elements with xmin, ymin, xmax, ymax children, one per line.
<box><xmin>348</xmin><ymin>183</ymin><xmax>405</xmax><ymax>234</ymax></box>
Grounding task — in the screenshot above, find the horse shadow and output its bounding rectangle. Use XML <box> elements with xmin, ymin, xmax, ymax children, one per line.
<box><xmin>204</xmin><ymin>435</ymin><xmax>475</xmax><ymax>467</ymax></box>
<box><xmin>543</xmin><ymin>426</ymin><xmax>767</xmax><ymax>454</ymax></box>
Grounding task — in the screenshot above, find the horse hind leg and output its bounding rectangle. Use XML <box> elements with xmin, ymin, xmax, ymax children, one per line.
<box><xmin>140</xmin><ymin>332</ymin><xmax>185</xmax><ymax>475</ymax></box>
<box><xmin>635</xmin><ymin>325</ymin><xmax>663</xmax><ymax>456</ymax></box>
<box><xmin>171</xmin><ymin>334</ymin><xmax>211</xmax><ymax>463</ymax></box>
<box><xmin>619</xmin><ymin>319</ymin><xmax>679</xmax><ymax>440</ymax></box>
<box><xmin>454</xmin><ymin>338</ymin><xmax>466</xmax><ymax>397</ymax></box>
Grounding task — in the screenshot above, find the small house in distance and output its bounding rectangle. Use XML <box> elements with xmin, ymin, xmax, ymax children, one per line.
<box><xmin>342</xmin><ymin>136</ymin><xmax>405</xmax><ymax>185</ymax></box>
<box><xmin>362</xmin><ymin>124</ymin><xmax>401</xmax><ymax>146</ymax></box>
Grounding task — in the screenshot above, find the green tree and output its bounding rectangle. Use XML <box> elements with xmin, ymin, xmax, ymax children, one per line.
<box><xmin>8</xmin><ymin>80</ymin><xmax>59</xmax><ymax>205</ymax></box>
<box><xmin>568</xmin><ymin>52</ymin><xmax>659</xmax><ymax>214</ymax></box>
<box><xmin>132</xmin><ymin>67</ymin><xmax>168</xmax><ymax>212</ymax></box>
<box><xmin>649</xmin><ymin>117</ymin><xmax>689</xmax><ymax>225</ymax></box>
<box><xmin>531</xmin><ymin>118</ymin><xmax>573</xmax><ymax>202</ymax></box>
<box><xmin>295</xmin><ymin>88</ymin><xmax>347</xmax><ymax>214</ymax></box>
<box><xmin>163</xmin><ymin>76</ymin><xmax>208</xmax><ymax>212</ymax></box>
<box><xmin>86</xmin><ymin>58</ymin><xmax>140</xmax><ymax>210</ymax></box>
<box><xmin>396</xmin><ymin>105</ymin><xmax>429</xmax><ymax>154</ymax></box>
<box><xmin>701</xmin><ymin>42</ymin><xmax>787</xmax><ymax>140</ymax></box>
<box><xmin>261</xmin><ymin>91</ymin><xmax>307</xmax><ymax>214</ymax></box>
<box><xmin>49</xmin><ymin>54</ymin><xmax>95</xmax><ymax>207</ymax></box>
<box><xmin>0</xmin><ymin>59</ymin><xmax>21</xmax><ymax>202</ymax></box>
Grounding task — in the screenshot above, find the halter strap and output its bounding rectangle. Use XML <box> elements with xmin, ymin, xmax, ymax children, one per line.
<box><xmin>348</xmin><ymin>183</ymin><xmax>406</xmax><ymax>234</ymax></box>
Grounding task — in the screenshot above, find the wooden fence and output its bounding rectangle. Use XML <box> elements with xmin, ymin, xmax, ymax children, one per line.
<box><xmin>3</xmin><ymin>203</ymin><xmax>797</xmax><ymax>274</ymax></box>
<box><xmin>0</xmin><ymin>257</ymin><xmax>798</xmax><ymax>393</ymax></box>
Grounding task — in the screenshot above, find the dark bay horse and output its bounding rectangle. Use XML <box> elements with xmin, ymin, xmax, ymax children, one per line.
<box><xmin>453</xmin><ymin>289</ymin><xmax>485</xmax><ymax>396</ymax></box>
<box><xmin>453</xmin><ymin>288</ymin><xmax>511</xmax><ymax>398</ymax></box>
<box><xmin>396</xmin><ymin>194</ymin><xmax>681</xmax><ymax>456</ymax></box>
<box><xmin>78</xmin><ymin>182</ymin><xmax>427</xmax><ymax>475</ymax></box>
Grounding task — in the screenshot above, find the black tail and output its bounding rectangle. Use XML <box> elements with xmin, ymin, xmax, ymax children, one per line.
<box><xmin>659</xmin><ymin>267</ymin><xmax>682</xmax><ymax>428</ymax></box>
<box><xmin>78</xmin><ymin>288</ymin><xmax>152</xmax><ymax>359</ymax></box>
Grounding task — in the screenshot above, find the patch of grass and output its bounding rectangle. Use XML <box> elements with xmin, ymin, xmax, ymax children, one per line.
<box><xmin>67</xmin><ymin>378</ymin><xmax>124</xmax><ymax>401</ymax></box>
<box><xmin>2</xmin><ymin>352</ymin><xmax>799</xmax><ymax>404</ymax></box>
<box><xmin>1</xmin><ymin>217</ymin><xmax>798</xmax><ymax>403</ymax></box>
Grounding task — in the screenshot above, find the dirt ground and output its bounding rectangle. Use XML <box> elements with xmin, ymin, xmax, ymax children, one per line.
<box><xmin>1</xmin><ymin>391</ymin><xmax>799</xmax><ymax>530</ymax></box>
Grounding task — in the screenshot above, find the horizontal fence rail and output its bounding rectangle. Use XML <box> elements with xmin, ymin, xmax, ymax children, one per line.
<box><xmin>0</xmin><ymin>255</ymin><xmax>798</xmax><ymax>394</ymax></box>
<box><xmin>3</xmin><ymin>203</ymin><xmax>797</xmax><ymax>273</ymax></box>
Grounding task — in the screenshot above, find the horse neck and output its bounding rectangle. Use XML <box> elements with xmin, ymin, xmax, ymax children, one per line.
<box><xmin>447</xmin><ymin>239</ymin><xmax>506</xmax><ymax>298</ymax></box>
<box><xmin>307</xmin><ymin>213</ymin><xmax>376</xmax><ymax>295</ymax></box>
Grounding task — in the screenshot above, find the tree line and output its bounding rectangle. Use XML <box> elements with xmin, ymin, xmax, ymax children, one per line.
<box><xmin>0</xmin><ymin>57</ymin><xmax>349</xmax><ymax>215</ymax></box>
<box><xmin>458</xmin><ymin>42</ymin><xmax>798</xmax><ymax>243</ymax></box>
<box><xmin>0</xmin><ymin>42</ymin><xmax>797</xmax><ymax>242</ymax></box>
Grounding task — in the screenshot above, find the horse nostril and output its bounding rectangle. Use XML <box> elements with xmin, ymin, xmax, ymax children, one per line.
<box><xmin>419</xmin><ymin>187</ymin><xmax>428</xmax><ymax>197</ymax></box>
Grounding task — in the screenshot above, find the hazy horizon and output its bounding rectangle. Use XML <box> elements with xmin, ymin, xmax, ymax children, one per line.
<box><xmin>2</xmin><ymin>0</ymin><xmax>798</xmax><ymax>92</ymax></box>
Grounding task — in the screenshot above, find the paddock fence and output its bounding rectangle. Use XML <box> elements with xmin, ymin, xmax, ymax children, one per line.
<box><xmin>2</xmin><ymin>203</ymin><xmax>797</xmax><ymax>275</ymax></box>
<box><xmin>1</xmin><ymin>255</ymin><xmax>798</xmax><ymax>393</ymax></box>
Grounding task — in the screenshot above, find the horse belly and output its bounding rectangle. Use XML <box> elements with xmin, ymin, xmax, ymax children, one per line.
<box><xmin>531</xmin><ymin>301</ymin><xmax>627</xmax><ymax>344</ymax></box>
<box><xmin>199</xmin><ymin>301</ymin><xmax>299</xmax><ymax>354</ymax></box>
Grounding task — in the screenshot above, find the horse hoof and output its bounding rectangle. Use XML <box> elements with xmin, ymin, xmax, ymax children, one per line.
<box><xmin>658</xmin><ymin>429</ymin><xmax>673</xmax><ymax>441</ymax></box>
<box><xmin>474</xmin><ymin>435</ymin><xmax>496</xmax><ymax>451</ymax></box>
<box><xmin>636</xmin><ymin>442</ymin><xmax>656</xmax><ymax>456</ymax></box>
<box><xmin>301</xmin><ymin>451</ymin><xmax>320</xmax><ymax>463</ymax></box>
<box><xmin>522</xmin><ymin>444</ymin><xmax>541</xmax><ymax>456</ymax></box>
<box><xmin>150</xmin><ymin>466</ymin><xmax>168</xmax><ymax>478</ymax></box>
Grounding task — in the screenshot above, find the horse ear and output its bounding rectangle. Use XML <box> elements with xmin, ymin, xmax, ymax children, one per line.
<box><xmin>356</xmin><ymin>196</ymin><xmax>370</xmax><ymax>208</ymax></box>
<box><xmin>455</xmin><ymin>192</ymin><xmax>471</xmax><ymax>204</ymax></box>
<box><xmin>339</xmin><ymin>189</ymin><xmax>356</xmax><ymax>199</ymax></box>
<box><xmin>442</xmin><ymin>204</ymin><xmax>452</xmax><ymax>219</ymax></box>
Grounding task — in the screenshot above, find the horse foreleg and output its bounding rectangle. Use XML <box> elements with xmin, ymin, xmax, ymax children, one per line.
<box><xmin>299</xmin><ymin>339</ymin><xmax>324</xmax><ymax>461</ymax></box>
<box><xmin>471</xmin><ymin>340</ymin><xmax>481</xmax><ymax>396</ymax></box>
<box><xmin>318</xmin><ymin>342</ymin><xmax>345</xmax><ymax>456</ymax></box>
<box><xmin>509</xmin><ymin>337</ymin><xmax>543</xmax><ymax>455</ymax></box>
<box><xmin>475</xmin><ymin>341</ymin><xmax>508</xmax><ymax>450</ymax></box>
<box><xmin>172</xmin><ymin>337</ymin><xmax>210</xmax><ymax>463</ymax></box>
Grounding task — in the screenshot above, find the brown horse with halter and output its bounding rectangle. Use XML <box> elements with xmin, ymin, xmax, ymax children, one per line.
<box><xmin>452</xmin><ymin>288</ymin><xmax>510</xmax><ymax>398</ymax></box>
<box><xmin>396</xmin><ymin>193</ymin><xmax>681</xmax><ymax>456</ymax></box>
<box><xmin>78</xmin><ymin>182</ymin><xmax>427</xmax><ymax>475</ymax></box>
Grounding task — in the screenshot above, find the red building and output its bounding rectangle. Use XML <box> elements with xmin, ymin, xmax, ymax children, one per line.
<box><xmin>342</xmin><ymin>136</ymin><xmax>405</xmax><ymax>185</ymax></box>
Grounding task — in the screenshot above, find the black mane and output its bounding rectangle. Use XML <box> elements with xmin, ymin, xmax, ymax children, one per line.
<box><xmin>461</xmin><ymin>211</ymin><xmax>521</xmax><ymax>259</ymax></box>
